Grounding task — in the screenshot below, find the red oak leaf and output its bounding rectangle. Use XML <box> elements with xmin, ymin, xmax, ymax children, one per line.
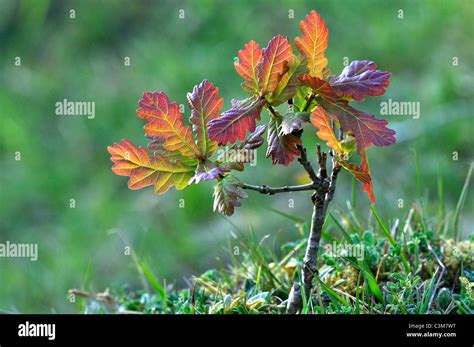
<box><xmin>339</xmin><ymin>150</ymin><xmax>375</xmax><ymax>203</ymax></box>
<box><xmin>310</xmin><ymin>106</ymin><xmax>344</xmax><ymax>154</ymax></box>
<box><xmin>360</xmin><ymin>150</ymin><xmax>375</xmax><ymax>203</ymax></box>
<box><xmin>136</xmin><ymin>92</ymin><xmax>198</xmax><ymax>159</ymax></box>
<box><xmin>298</xmin><ymin>74</ymin><xmax>335</xmax><ymax>98</ymax></box>
<box><xmin>257</xmin><ymin>35</ymin><xmax>294</xmax><ymax>95</ymax></box>
<box><xmin>294</xmin><ymin>10</ymin><xmax>329</xmax><ymax>78</ymax></box>
<box><xmin>299</xmin><ymin>74</ymin><xmax>396</xmax><ymax>153</ymax></box>
<box><xmin>234</xmin><ymin>40</ymin><xmax>263</xmax><ymax>95</ymax></box>
<box><xmin>339</xmin><ymin>160</ymin><xmax>371</xmax><ymax>184</ymax></box>
<box><xmin>108</xmin><ymin>139</ymin><xmax>196</xmax><ymax>194</ymax></box>
<box><xmin>207</xmin><ymin>97</ymin><xmax>266</xmax><ymax>145</ymax></box>
<box><xmin>186</xmin><ymin>80</ymin><xmax>224</xmax><ymax>159</ymax></box>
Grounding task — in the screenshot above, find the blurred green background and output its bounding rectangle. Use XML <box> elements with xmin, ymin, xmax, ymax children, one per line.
<box><xmin>0</xmin><ymin>0</ymin><xmax>472</xmax><ymax>313</ymax></box>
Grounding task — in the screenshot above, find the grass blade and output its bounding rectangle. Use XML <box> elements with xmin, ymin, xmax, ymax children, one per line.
<box><xmin>138</xmin><ymin>261</ymin><xmax>166</xmax><ymax>301</ymax></box>
<box><xmin>370</xmin><ymin>204</ymin><xmax>410</xmax><ymax>272</ymax></box>
<box><xmin>452</xmin><ymin>162</ymin><xmax>473</xmax><ymax>240</ymax></box>
<box><xmin>265</xmin><ymin>207</ymin><xmax>305</xmax><ymax>224</ymax></box>
<box><xmin>316</xmin><ymin>276</ymin><xmax>350</xmax><ymax>307</ymax></box>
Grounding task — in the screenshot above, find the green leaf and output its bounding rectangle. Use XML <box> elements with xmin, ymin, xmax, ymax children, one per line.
<box><xmin>268</xmin><ymin>55</ymin><xmax>308</xmax><ymax>106</ymax></box>
<box><xmin>293</xmin><ymin>86</ymin><xmax>313</xmax><ymax>111</ymax></box>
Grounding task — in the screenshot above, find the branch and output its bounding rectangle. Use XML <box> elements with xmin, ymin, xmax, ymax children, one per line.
<box><xmin>267</xmin><ymin>103</ymin><xmax>279</xmax><ymax>118</ymax></box>
<box><xmin>287</xmin><ymin>189</ymin><xmax>326</xmax><ymax>314</ymax></box>
<box><xmin>316</xmin><ymin>144</ymin><xmax>328</xmax><ymax>180</ymax></box>
<box><xmin>297</xmin><ymin>145</ymin><xmax>319</xmax><ymax>183</ymax></box>
<box><xmin>240</xmin><ymin>182</ymin><xmax>318</xmax><ymax>195</ymax></box>
<box><xmin>302</xmin><ymin>92</ymin><xmax>315</xmax><ymax>112</ymax></box>
<box><xmin>287</xmin><ymin>146</ymin><xmax>341</xmax><ymax>314</ymax></box>
<box><xmin>324</xmin><ymin>152</ymin><xmax>341</xmax><ymax>214</ymax></box>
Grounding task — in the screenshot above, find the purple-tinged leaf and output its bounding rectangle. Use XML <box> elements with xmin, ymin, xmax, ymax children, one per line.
<box><xmin>189</xmin><ymin>161</ymin><xmax>224</xmax><ymax>185</ymax></box>
<box><xmin>215</xmin><ymin>125</ymin><xmax>266</xmax><ymax>173</ymax></box>
<box><xmin>186</xmin><ymin>80</ymin><xmax>224</xmax><ymax>159</ymax></box>
<box><xmin>146</xmin><ymin>135</ymin><xmax>166</xmax><ymax>151</ymax></box>
<box><xmin>329</xmin><ymin>60</ymin><xmax>391</xmax><ymax>101</ymax></box>
<box><xmin>241</xmin><ymin>124</ymin><xmax>267</xmax><ymax>149</ymax></box>
<box><xmin>317</xmin><ymin>96</ymin><xmax>396</xmax><ymax>153</ymax></box>
<box><xmin>281</xmin><ymin>112</ymin><xmax>311</xmax><ymax>135</ymax></box>
<box><xmin>208</xmin><ymin>98</ymin><xmax>266</xmax><ymax>145</ymax></box>
<box><xmin>300</xmin><ymin>74</ymin><xmax>396</xmax><ymax>152</ymax></box>
<box><xmin>266</xmin><ymin>117</ymin><xmax>302</xmax><ymax>166</ymax></box>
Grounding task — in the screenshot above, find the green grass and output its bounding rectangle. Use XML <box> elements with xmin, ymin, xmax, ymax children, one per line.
<box><xmin>72</xmin><ymin>198</ymin><xmax>473</xmax><ymax>314</ymax></box>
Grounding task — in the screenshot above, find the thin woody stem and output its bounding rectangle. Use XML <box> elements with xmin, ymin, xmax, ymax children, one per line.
<box><xmin>297</xmin><ymin>145</ymin><xmax>319</xmax><ymax>183</ymax></box>
<box><xmin>317</xmin><ymin>144</ymin><xmax>328</xmax><ymax>180</ymax></box>
<box><xmin>240</xmin><ymin>182</ymin><xmax>319</xmax><ymax>195</ymax></box>
<box><xmin>302</xmin><ymin>190</ymin><xmax>325</xmax><ymax>297</ymax></box>
<box><xmin>287</xmin><ymin>145</ymin><xmax>340</xmax><ymax>314</ymax></box>
<box><xmin>242</xmin><ymin>143</ymin><xmax>321</xmax><ymax>196</ymax></box>
<box><xmin>302</xmin><ymin>92</ymin><xmax>316</xmax><ymax>112</ymax></box>
<box><xmin>239</xmin><ymin>130</ymin><xmax>339</xmax><ymax>314</ymax></box>
<box><xmin>267</xmin><ymin>103</ymin><xmax>279</xmax><ymax>118</ymax></box>
<box><xmin>324</xmin><ymin>152</ymin><xmax>341</xmax><ymax>214</ymax></box>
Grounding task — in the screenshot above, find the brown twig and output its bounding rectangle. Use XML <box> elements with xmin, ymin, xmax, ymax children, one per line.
<box><xmin>267</xmin><ymin>103</ymin><xmax>279</xmax><ymax>118</ymax></box>
<box><xmin>240</xmin><ymin>182</ymin><xmax>320</xmax><ymax>195</ymax></box>
<box><xmin>324</xmin><ymin>152</ymin><xmax>341</xmax><ymax>214</ymax></box>
<box><xmin>297</xmin><ymin>145</ymin><xmax>319</xmax><ymax>183</ymax></box>
<box><xmin>317</xmin><ymin>144</ymin><xmax>328</xmax><ymax>180</ymax></box>
<box><xmin>240</xmin><ymin>137</ymin><xmax>339</xmax><ymax>313</ymax></box>
<box><xmin>302</xmin><ymin>92</ymin><xmax>316</xmax><ymax>112</ymax></box>
<box><xmin>287</xmin><ymin>146</ymin><xmax>340</xmax><ymax>314</ymax></box>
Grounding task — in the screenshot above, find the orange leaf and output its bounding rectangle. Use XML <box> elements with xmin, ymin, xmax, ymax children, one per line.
<box><xmin>294</xmin><ymin>10</ymin><xmax>329</xmax><ymax>78</ymax></box>
<box><xmin>310</xmin><ymin>106</ymin><xmax>344</xmax><ymax>154</ymax></box>
<box><xmin>257</xmin><ymin>35</ymin><xmax>294</xmax><ymax>95</ymax></box>
<box><xmin>339</xmin><ymin>151</ymin><xmax>375</xmax><ymax>203</ymax></box>
<box><xmin>339</xmin><ymin>160</ymin><xmax>371</xmax><ymax>184</ymax></box>
<box><xmin>298</xmin><ymin>74</ymin><xmax>334</xmax><ymax>99</ymax></box>
<box><xmin>268</xmin><ymin>54</ymin><xmax>308</xmax><ymax>106</ymax></box>
<box><xmin>137</xmin><ymin>92</ymin><xmax>198</xmax><ymax>159</ymax></box>
<box><xmin>299</xmin><ymin>74</ymin><xmax>396</xmax><ymax>154</ymax></box>
<box><xmin>360</xmin><ymin>150</ymin><xmax>375</xmax><ymax>203</ymax></box>
<box><xmin>108</xmin><ymin>139</ymin><xmax>196</xmax><ymax>194</ymax></box>
<box><xmin>234</xmin><ymin>40</ymin><xmax>263</xmax><ymax>95</ymax></box>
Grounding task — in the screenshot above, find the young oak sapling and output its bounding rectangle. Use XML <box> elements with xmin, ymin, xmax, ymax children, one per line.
<box><xmin>108</xmin><ymin>10</ymin><xmax>395</xmax><ymax>313</ymax></box>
